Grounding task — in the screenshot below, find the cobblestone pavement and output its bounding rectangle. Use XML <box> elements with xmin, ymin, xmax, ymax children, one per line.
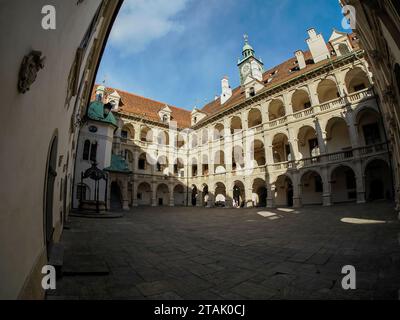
<box><xmin>48</xmin><ymin>202</ymin><xmax>400</xmax><ymax>300</ymax></box>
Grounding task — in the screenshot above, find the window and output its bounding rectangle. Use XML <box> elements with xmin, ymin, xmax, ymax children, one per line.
<box><xmin>138</xmin><ymin>159</ymin><xmax>146</xmax><ymax>170</ymax></box>
<box><xmin>304</xmin><ymin>102</ymin><xmax>311</xmax><ymax>109</ymax></box>
<box><xmin>137</xmin><ymin>193</ymin><xmax>142</xmax><ymax>200</ymax></box>
<box><xmin>121</xmin><ymin>130</ymin><xmax>128</xmax><ymax>139</ymax></box>
<box><xmin>162</xmin><ymin>114</ymin><xmax>168</xmax><ymax>123</ymax></box>
<box><xmin>77</xmin><ymin>184</ymin><xmax>87</xmax><ymax>200</ymax></box>
<box><xmin>249</xmin><ymin>87</ymin><xmax>255</xmax><ymax>97</ymax></box>
<box><xmin>193</xmin><ymin>116</ymin><xmax>197</xmax><ymax>124</ymax></box>
<box><xmin>90</xmin><ymin>142</ymin><xmax>97</xmax><ymax>162</ymax></box>
<box><xmin>362</xmin><ymin>123</ymin><xmax>381</xmax><ymax>145</ymax></box>
<box><xmin>338</xmin><ymin>43</ymin><xmax>350</xmax><ymax>56</ymax></box>
<box><xmin>156</xmin><ymin>162</ymin><xmax>162</xmax><ymax>172</ymax></box>
<box><xmin>83</xmin><ymin>140</ymin><xmax>90</xmax><ymax>160</ymax></box>
<box><xmin>192</xmin><ymin>165</ymin><xmax>198</xmax><ymax>176</ymax></box>
<box><xmin>96</xmin><ymin>93</ymin><xmax>103</xmax><ymax>101</ymax></box>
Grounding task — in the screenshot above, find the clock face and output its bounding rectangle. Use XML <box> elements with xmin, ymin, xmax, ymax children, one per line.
<box><xmin>241</xmin><ymin>63</ymin><xmax>250</xmax><ymax>75</ymax></box>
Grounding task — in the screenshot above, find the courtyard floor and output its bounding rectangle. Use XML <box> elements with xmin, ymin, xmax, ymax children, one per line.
<box><xmin>48</xmin><ymin>202</ymin><xmax>400</xmax><ymax>300</ymax></box>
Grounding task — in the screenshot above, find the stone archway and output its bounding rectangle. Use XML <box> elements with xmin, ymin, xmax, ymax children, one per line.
<box><xmin>330</xmin><ymin>165</ymin><xmax>357</xmax><ymax>204</ymax></box>
<box><xmin>156</xmin><ymin>183</ymin><xmax>169</xmax><ymax>206</ymax></box>
<box><xmin>252</xmin><ymin>178</ymin><xmax>267</xmax><ymax>207</ymax></box>
<box><xmin>275</xmin><ymin>175</ymin><xmax>293</xmax><ymax>207</ymax></box>
<box><xmin>137</xmin><ymin>182</ymin><xmax>152</xmax><ymax>206</ymax></box>
<box><xmin>214</xmin><ymin>182</ymin><xmax>226</xmax><ymax>207</ymax></box>
<box><xmin>233</xmin><ymin>180</ymin><xmax>245</xmax><ymax>208</ymax></box>
<box><xmin>173</xmin><ymin>184</ymin><xmax>185</xmax><ymax>206</ymax></box>
<box><xmin>300</xmin><ymin>171</ymin><xmax>323</xmax><ymax>205</ymax></box>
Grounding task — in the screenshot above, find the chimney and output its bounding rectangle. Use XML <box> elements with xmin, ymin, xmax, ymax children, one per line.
<box><xmin>306</xmin><ymin>28</ymin><xmax>330</xmax><ymax>63</ymax></box>
<box><xmin>220</xmin><ymin>76</ymin><xmax>232</xmax><ymax>104</ymax></box>
<box><xmin>295</xmin><ymin>50</ymin><xmax>306</xmax><ymax>69</ymax></box>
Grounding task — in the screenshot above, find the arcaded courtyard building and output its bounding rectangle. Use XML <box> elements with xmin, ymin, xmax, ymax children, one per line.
<box><xmin>74</xmin><ymin>28</ymin><xmax>394</xmax><ymax>211</ymax></box>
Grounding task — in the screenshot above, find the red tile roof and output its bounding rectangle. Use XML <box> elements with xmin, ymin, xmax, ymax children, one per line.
<box><xmin>91</xmin><ymin>87</ymin><xmax>192</xmax><ymax>128</ymax></box>
<box><xmin>91</xmin><ymin>33</ymin><xmax>360</xmax><ymax>128</ymax></box>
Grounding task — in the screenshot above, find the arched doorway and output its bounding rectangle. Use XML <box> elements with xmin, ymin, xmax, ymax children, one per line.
<box><xmin>137</xmin><ymin>182</ymin><xmax>152</xmax><ymax>206</ymax></box>
<box><xmin>300</xmin><ymin>171</ymin><xmax>323</xmax><ymax>205</ymax></box>
<box><xmin>202</xmin><ymin>184</ymin><xmax>209</xmax><ymax>206</ymax></box>
<box><xmin>275</xmin><ymin>175</ymin><xmax>293</xmax><ymax>207</ymax></box>
<box><xmin>252</xmin><ymin>178</ymin><xmax>267</xmax><ymax>207</ymax></box>
<box><xmin>173</xmin><ymin>184</ymin><xmax>185</xmax><ymax>206</ymax></box>
<box><xmin>44</xmin><ymin>135</ymin><xmax>58</xmax><ymax>256</ymax></box>
<box><xmin>110</xmin><ymin>181</ymin><xmax>122</xmax><ymax>210</ymax></box>
<box><xmin>365</xmin><ymin>159</ymin><xmax>393</xmax><ymax>201</ymax></box>
<box><xmin>331</xmin><ymin>166</ymin><xmax>357</xmax><ymax>203</ymax></box>
<box><xmin>233</xmin><ymin>180</ymin><xmax>245</xmax><ymax>208</ymax></box>
<box><xmin>156</xmin><ymin>183</ymin><xmax>169</xmax><ymax>206</ymax></box>
<box><xmin>214</xmin><ymin>182</ymin><xmax>226</xmax><ymax>207</ymax></box>
<box><xmin>191</xmin><ymin>185</ymin><xmax>198</xmax><ymax>206</ymax></box>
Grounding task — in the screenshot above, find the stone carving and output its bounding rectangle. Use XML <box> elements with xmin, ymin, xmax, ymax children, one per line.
<box><xmin>18</xmin><ymin>50</ymin><xmax>46</xmax><ymax>93</ymax></box>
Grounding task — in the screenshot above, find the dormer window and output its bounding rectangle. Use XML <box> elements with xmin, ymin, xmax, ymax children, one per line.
<box><xmin>162</xmin><ymin>114</ymin><xmax>169</xmax><ymax>123</ymax></box>
<box><xmin>249</xmin><ymin>87</ymin><xmax>255</xmax><ymax>97</ymax></box>
<box><xmin>96</xmin><ymin>93</ymin><xmax>103</xmax><ymax>101</ymax></box>
<box><xmin>193</xmin><ymin>116</ymin><xmax>197</xmax><ymax>124</ymax></box>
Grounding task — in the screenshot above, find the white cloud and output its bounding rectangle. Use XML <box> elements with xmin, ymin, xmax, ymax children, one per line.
<box><xmin>109</xmin><ymin>0</ymin><xmax>189</xmax><ymax>55</ymax></box>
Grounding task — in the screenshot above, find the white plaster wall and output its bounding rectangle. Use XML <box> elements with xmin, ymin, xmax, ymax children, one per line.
<box><xmin>0</xmin><ymin>0</ymin><xmax>104</xmax><ymax>299</ymax></box>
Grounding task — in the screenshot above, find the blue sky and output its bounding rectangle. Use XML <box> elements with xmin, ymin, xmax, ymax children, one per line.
<box><xmin>96</xmin><ymin>0</ymin><xmax>347</xmax><ymax>110</ymax></box>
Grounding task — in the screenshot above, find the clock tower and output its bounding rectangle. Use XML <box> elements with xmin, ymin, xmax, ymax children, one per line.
<box><xmin>238</xmin><ymin>34</ymin><xmax>264</xmax><ymax>85</ymax></box>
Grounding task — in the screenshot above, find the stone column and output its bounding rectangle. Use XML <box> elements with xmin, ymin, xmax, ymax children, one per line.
<box><xmin>151</xmin><ymin>181</ymin><xmax>157</xmax><ymax>206</ymax></box>
<box><xmin>355</xmin><ymin>167</ymin><xmax>366</xmax><ymax>204</ymax></box>
<box><xmin>246</xmin><ymin>187</ymin><xmax>254</xmax><ymax>208</ymax></box>
<box><xmin>260</xmin><ymin>100</ymin><xmax>269</xmax><ymax>124</ymax></box>
<box><xmin>321</xmin><ymin>167</ymin><xmax>332</xmax><ymax>206</ymax></box>
<box><xmin>196</xmin><ymin>190</ymin><xmax>203</xmax><ymax>207</ymax></box>
<box><xmin>132</xmin><ymin>179</ymin><xmax>138</xmax><ymax>207</ymax></box>
<box><xmin>169</xmin><ymin>185</ymin><xmax>175</xmax><ymax>207</ymax></box>
<box><xmin>307</xmin><ymin>81</ymin><xmax>320</xmax><ymax>107</ymax></box>
<box><xmin>314</xmin><ymin>117</ymin><xmax>327</xmax><ymax>155</ymax></box>
<box><xmin>287</xmin><ymin>127</ymin><xmax>299</xmax><ymax>161</ymax></box>
<box><xmin>122</xmin><ymin>178</ymin><xmax>130</xmax><ymax>211</ymax></box>
<box><xmin>225</xmin><ymin>185</ymin><xmax>233</xmax><ymax>208</ymax></box>
<box><xmin>283</xmin><ymin>92</ymin><xmax>294</xmax><ymax>119</ymax></box>
<box><xmin>292</xmin><ymin>173</ymin><xmax>302</xmax><ymax>208</ymax></box>
<box><xmin>266</xmin><ymin>183</ymin><xmax>275</xmax><ymax>208</ymax></box>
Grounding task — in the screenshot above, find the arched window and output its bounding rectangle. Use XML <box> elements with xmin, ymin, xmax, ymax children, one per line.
<box><xmin>338</xmin><ymin>43</ymin><xmax>350</xmax><ymax>56</ymax></box>
<box><xmin>95</xmin><ymin>93</ymin><xmax>103</xmax><ymax>102</ymax></box>
<box><xmin>83</xmin><ymin>140</ymin><xmax>90</xmax><ymax>160</ymax></box>
<box><xmin>90</xmin><ymin>142</ymin><xmax>97</xmax><ymax>162</ymax></box>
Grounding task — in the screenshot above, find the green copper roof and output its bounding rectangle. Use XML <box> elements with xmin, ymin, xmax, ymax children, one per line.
<box><xmin>87</xmin><ymin>101</ymin><xmax>117</xmax><ymax>127</ymax></box>
<box><xmin>104</xmin><ymin>154</ymin><xmax>132</xmax><ymax>174</ymax></box>
<box><xmin>243</xmin><ymin>43</ymin><xmax>254</xmax><ymax>52</ymax></box>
